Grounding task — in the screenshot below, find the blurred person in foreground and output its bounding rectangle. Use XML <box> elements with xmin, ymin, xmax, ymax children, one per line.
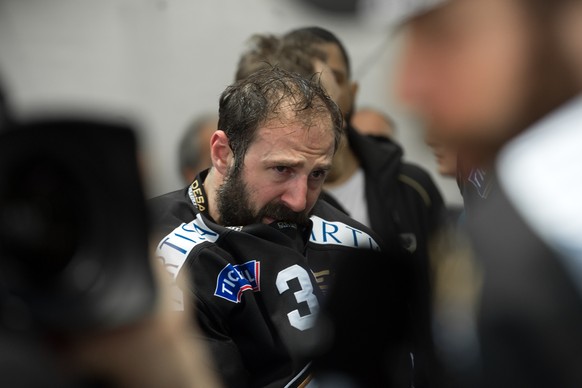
<box><xmin>177</xmin><ymin>112</ymin><xmax>218</xmax><ymax>185</ymax></box>
<box><xmin>57</xmin><ymin>258</ymin><xmax>223</xmax><ymax>388</ymax></box>
<box><xmin>148</xmin><ymin>66</ymin><xmax>393</xmax><ymax>387</ymax></box>
<box><xmin>395</xmin><ymin>0</ymin><xmax>582</xmax><ymax>387</ymax></box>
<box><xmin>0</xmin><ymin>95</ymin><xmax>221</xmax><ymax>387</ymax></box>
<box><xmin>0</xmin><ymin>255</ymin><xmax>223</xmax><ymax>388</ymax></box>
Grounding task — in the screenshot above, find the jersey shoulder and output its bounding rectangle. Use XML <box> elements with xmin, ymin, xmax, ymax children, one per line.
<box><xmin>310</xmin><ymin>199</ymin><xmax>383</xmax><ymax>251</ymax></box>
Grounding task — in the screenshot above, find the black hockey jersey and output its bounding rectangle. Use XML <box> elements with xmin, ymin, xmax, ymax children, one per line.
<box><xmin>148</xmin><ymin>170</ymin><xmax>385</xmax><ymax>388</ymax></box>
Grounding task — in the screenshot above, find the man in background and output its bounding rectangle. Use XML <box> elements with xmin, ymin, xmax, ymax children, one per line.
<box><xmin>177</xmin><ymin>112</ymin><xmax>218</xmax><ymax>184</ymax></box>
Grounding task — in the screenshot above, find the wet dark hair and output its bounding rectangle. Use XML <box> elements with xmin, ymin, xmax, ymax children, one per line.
<box><xmin>218</xmin><ymin>66</ymin><xmax>343</xmax><ymax>172</ymax></box>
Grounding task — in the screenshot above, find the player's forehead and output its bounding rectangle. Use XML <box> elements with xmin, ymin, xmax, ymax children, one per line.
<box><xmin>261</xmin><ymin>107</ymin><xmax>333</xmax><ymax>140</ymax></box>
<box><xmin>250</xmin><ymin>118</ymin><xmax>335</xmax><ymax>170</ymax></box>
<box><xmin>256</xmin><ymin>103</ymin><xmax>333</xmax><ymax>141</ymax></box>
<box><xmin>264</xmin><ymin>95</ymin><xmax>328</xmax><ymax>122</ymax></box>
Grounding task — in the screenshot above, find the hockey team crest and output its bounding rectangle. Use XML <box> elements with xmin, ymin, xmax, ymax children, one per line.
<box><xmin>215</xmin><ymin>260</ymin><xmax>261</xmax><ymax>303</ymax></box>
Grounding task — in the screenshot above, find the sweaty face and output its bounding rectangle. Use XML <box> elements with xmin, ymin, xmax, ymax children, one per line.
<box><xmin>216</xmin><ymin>165</ymin><xmax>313</xmax><ymax>226</ymax></box>
<box><xmin>216</xmin><ymin>108</ymin><xmax>335</xmax><ymax>227</ymax></box>
<box><xmin>396</xmin><ymin>0</ymin><xmax>535</xmax><ymax>151</ymax></box>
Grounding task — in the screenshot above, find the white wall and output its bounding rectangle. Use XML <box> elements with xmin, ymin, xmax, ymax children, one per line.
<box><xmin>0</xmin><ymin>0</ymin><xmax>463</xmax><ymax>207</ymax></box>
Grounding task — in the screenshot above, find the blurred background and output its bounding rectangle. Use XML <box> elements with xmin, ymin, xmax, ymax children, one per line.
<box><xmin>0</xmin><ymin>0</ymin><xmax>463</xmax><ymax>207</ymax></box>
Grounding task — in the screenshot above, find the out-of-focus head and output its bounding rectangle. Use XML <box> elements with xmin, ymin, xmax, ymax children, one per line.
<box><xmin>557</xmin><ymin>1</ymin><xmax>582</xmax><ymax>86</ymax></box>
<box><xmin>211</xmin><ymin>67</ymin><xmax>343</xmax><ymax>226</ymax></box>
<box><xmin>235</xmin><ymin>33</ymin><xmax>341</xmax><ymax>103</ymax></box>
<box><xmin>395</xmin><ymin>0</ymin><xmax>581</xmax><ymax>160</ymax></box>
<box><xmin>178</xmin><ymin>113</ymin><xmax>218</xmax><ymax>184</ymax></box>
<box><xmin>351</xmin><ymin>107</ymin><xmax>396</xmax><ymax>139</ymax></box>
<box><xmin>283</xmin><ymin>26</ymin><xmax>359</xmax><ymax>123</ymax></box>
<box><xmin>235</xmin><ymin>34</ymin><xmax>316</xmax><ymax>82</ymax></box>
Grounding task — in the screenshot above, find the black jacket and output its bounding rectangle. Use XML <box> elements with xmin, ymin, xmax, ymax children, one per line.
<box><xmin>323</xmin><ymin>125</ymin><xmax>450</xmax><ymax>388</ymax></box>
<box><xmin>344</xmin><ymin>124</ymin><xmax>447</xmax><ymax>255</ymax></box>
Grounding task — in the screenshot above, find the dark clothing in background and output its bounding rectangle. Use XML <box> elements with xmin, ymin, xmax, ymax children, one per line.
<box><xmin>465</xmin><ymin>178</ymin><xmax>582</xmax><ymax>388</ymax></box>
<box><xmin>324</xmin><ymin>124</ymin><xmax>450</xmax><ymax>388</ymax></box>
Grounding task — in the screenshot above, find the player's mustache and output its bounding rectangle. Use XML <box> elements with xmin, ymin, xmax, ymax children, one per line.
<box><xmin>258</xmin><ymin>202</ymin><xmax>309</xmax><ymax>224</ymax></box>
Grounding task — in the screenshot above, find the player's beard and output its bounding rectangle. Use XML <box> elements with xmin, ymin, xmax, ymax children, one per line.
<box><xmin>216</xmin><ymin>165</ymin><xmax>311</xmax><ymax>227</ymax></box>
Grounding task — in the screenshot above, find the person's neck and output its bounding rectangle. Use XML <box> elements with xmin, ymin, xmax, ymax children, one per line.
<box><xmin>324</xmin><ymin>145</ymin><xmax>360</xmax><ymax>189</ymax></box>
<box><xmin>202</xmin><ymin>168</ymin><xmax>222</xmax><ymax>223</ymax></box>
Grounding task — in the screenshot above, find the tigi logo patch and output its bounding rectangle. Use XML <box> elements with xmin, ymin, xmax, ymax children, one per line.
<box><xmin>215</xmin><ymin>260</ymin><xmax>260</xmax><ymax>303</ymax></box>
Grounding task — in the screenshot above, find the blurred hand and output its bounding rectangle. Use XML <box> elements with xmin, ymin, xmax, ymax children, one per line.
<box><xmin>61</xmin><ymin>256</ymin><xmax>222</xmax><ymax>388</ymax></box>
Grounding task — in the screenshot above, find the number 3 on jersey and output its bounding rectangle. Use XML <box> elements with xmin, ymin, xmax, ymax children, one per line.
<box><xmin>276</xmin><ymin>264</ymin><xmax>320</xmax><ymax>331</ymax></box>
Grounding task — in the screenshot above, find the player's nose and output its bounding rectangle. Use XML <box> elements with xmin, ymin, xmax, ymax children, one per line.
<box><xmin>280</xmin><ymin>177</ymin><xmax>308</xmax><ymax>212</ymax></box>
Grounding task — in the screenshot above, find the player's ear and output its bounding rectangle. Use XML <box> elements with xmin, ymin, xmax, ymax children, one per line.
<box><xmin>210</xmin><ymin>130</ymin><xmax>232</xmax><ymax>176</ymax></box>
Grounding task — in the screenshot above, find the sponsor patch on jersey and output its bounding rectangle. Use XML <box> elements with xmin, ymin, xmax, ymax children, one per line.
<box><xmin>309</xmin><ymin>215</ymin><xmax>380</xmax><ymax>250</ymax></box>
<box><xmin>215</xmin><ymin>260</ymin><xmax>260</xmax><ymax>303</ymax></box>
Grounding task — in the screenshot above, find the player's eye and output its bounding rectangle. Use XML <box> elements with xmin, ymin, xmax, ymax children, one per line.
<box><xmin>310</xmin><ymin>169</ymin><xmax>328</xmax><ymax>180</ymax></box>
<box><xmin>274</xmin><ymin>166</ymin><xmax>290</xmax><ymax>174</ymax></box>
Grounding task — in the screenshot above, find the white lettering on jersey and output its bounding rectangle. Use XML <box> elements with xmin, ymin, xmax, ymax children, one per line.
<box><xmin>309</xmin><ymin>215</ymin><xmax>380</xmax><ymax>251</ymax></box>
<box><xmin>156</xmin><ymin>214</ymin><xmax>219</xmax><ymax>310</ymax></box>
